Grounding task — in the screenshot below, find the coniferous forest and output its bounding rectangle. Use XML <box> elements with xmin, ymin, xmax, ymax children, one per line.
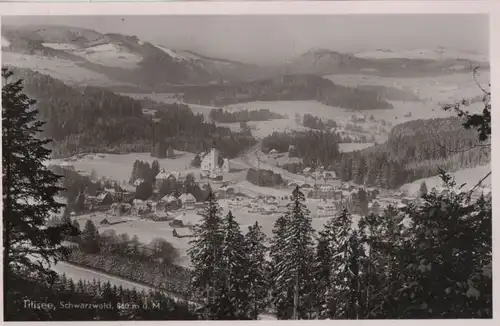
<box><xmin>2</xmin><ymin>60</ymin><xmax>492</xmax><ymax>321</ymax></box>
<box><xmin>269</xmin><ymin>116</ymin><xmax>489</xmax><ymax>189</ymax></box>
<box><xmin>5</xmin><ymin>67</ymin><xmax>257</xmax><ymax>159</ymax></box>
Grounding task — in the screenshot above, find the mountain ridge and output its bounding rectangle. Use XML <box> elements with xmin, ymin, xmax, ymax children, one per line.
<box><xmin>2</xmin><ymin>24</ymin><xmax>490</xmax><ymax>91</ymax></box>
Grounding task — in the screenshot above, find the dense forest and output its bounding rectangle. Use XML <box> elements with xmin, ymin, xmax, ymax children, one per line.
<box><xmin>302</xmin><ymin>113</ymin><xmax>338</xmax><ymax>130</ymax></box>
<box><xmin>246</xmin><ymin>168</ymin><xmax>285</xmax><ymax>187</ymax></box>
<box><xmin>182</xmin><ymin>74</ymin><xmax>394</xmax><ymax>110</ymax></box>
<box><xmin>269</xmin><ymin>116</ymin><xmax>490</xmax><ymax>189</ymax></box>
<box><xmin>185</xmin><ymin>184</ymin><xmax>491</xmax><ymax>319</ymax></box>
<box><xmin>262</xmin><ymin>130</ymin><xmax>343</xmax><ymax>168</ymax></box>
<box><xmin>7</xmin><ymin>67</ymin><xmax>256</xmax><ymax>159</ymax></box>
<box><xmin>208</xmin><ymin>108</ymin><xmax>286</xmax><ymax>123</ymax></box>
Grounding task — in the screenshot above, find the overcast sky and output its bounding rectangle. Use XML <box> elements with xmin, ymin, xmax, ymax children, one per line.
<box><xmin>3</xmin><ymin>15</ymin><xmax>488</xmax><ymax>64</ymax></box>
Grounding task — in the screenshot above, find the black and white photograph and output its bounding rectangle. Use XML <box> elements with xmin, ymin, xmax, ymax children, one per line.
<box><xmin>1</xmin><ymin>5</ymin><xmax>493</xmax><ymax>322</ymax></box>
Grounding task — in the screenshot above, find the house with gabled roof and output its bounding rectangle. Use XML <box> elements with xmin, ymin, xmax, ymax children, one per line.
<box><xmin>100</xmin><ymin>216</ymin><xmax>125</xmax><ymax>226</ymax></box>
<box><xmin>173</xmin><ymin>228</ymin><xmax>193</xmax><ymax>238</ymax></box>
<box><xmin>179</xmin><ymin>193</ymin><xmax>196</xmax><ymax>207</ymax></box>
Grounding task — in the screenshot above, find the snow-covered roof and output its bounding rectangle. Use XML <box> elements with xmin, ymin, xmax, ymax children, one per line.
<box><xmin>100</xmin><ymin>216</ymin><xmax>124</xmax><ymax>224</ymax></box>
<box><xmin>174</xmin><ymin>228</ymin><xmax>193</xmax><ymax>237</ymax></box>
<box><xmin>174</xmin><ymin>213</ymin><xmax>186</xmax><ymax>221</ymax></box>
<box><xmin>155</xmin><ymin>169</ymin><xmax>170</xmax><ymax>180</ymax></box>
<box><xmin>161</xmin><ymin>195</ymin><xmax>178</xmax><ymax>203</ymax></box>
<box><xmin>179</xmin><ymin>193</ymin><xmax>196</xmax><ymax>203</ymax></box>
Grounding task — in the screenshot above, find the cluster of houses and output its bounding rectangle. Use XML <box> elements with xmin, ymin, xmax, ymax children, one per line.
<box><xmin>228</xmin><ymin>195</ymin><xmax>286</xmax><ymax>216</ymax></box>
<box><xmin>297</xmin><ymin>167</ymin><xmax>338</xmax><ymax>183</ymax></box>
<box><xmin>154</xmin><ymin>169</ymin><xmax>188</xmax><ymax>188</ymax></box>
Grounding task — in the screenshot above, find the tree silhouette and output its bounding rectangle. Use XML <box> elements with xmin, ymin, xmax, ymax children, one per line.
<box><xmin>2</xmin><ymin>68</ymin><xmax>75</xmax><ymax>288</ymax></box>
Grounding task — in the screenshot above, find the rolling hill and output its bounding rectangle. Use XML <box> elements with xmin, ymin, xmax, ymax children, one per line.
<box><xmin>1</xmin><ymin>24</ymin><xmax>269</xmax><ymax>89</ymax></box>
<box><xmin>284</xmin><ymin>48</ymin><xmax>489</xmax><ymax>78</ymax></box>
<box><xmin>2</xmin><ymin>24</ymin><xmax>490</xmax><ymax>92</ymax></box>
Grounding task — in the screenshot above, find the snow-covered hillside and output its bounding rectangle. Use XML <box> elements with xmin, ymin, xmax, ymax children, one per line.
<box><xmin>42</xmin><ymin>42</ymin><xmax>80</xmax><ymax>51</ymax></box>
<box><xmin>2</xmin><ymin>52</ymin><xmax>132</xmax><ymax>87</ymax></box>
<box><xmin>399</xmin><ymin>164</ymin><xmax>491</xmax><ymax>197</ymax></box>
<box><xmin>72</xmin><ymin>43</ymin><xmax>143</xmax><ymax>69</ymax></box>
<box><xmin>354</xmin><ymin>48</ymin><xmax>488</xmax><ymax>63</ymax></box>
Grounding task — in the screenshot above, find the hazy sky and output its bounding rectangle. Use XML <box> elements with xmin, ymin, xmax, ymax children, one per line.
<box><xmin>3</xmin><ymin>15</ymin><xmax>488</xmax><ymax>64</ymax></box>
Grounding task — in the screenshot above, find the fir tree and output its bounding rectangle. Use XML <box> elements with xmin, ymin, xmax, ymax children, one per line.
<box><xmin>2</xmin><ymin>68</ymin><xmax>75</xmax><ymax>289</ymax></box>
<box><xmin>80</xmin><ymin>219</ymin><xmax>100</xmax><ymax>254</ymax></box>
<box><xmin>218</xmin><ymin>211</ymin><xmax>251</xmax><ymax>319</ymax></box>
<box><xmin>270</xmin><ymin>186</ymin><xmax>316</xmax><ymax>319</ymax></box>
<box><xmin>151</xmin><ymin>160</ymin><xmax>160</xmax><ymax>182</ymax></box>
<box><xmin>245</xmin><ymin>221</ymin><xmax>269</xmax><ymax>320</ymax></box>
<box><xmin>191</xmin><ymin>154</ymin><xmax>202</xmax><ymax>168</ymax></box>
<box><xmin>187</xmin><ymin>190</ymin><xmax>225</xmax><ymax>319</ymax></box>
<box><xmin>76</xmin><ymin>192</ymin><xmax>86</xmax><ymax>214</ymax></box>
<box><xmin>419</xmin><ymin>181</ymin><xmax>428</xmax><ymax>197</ymax></box>
<box><xmin>314</xmin><ymin>209</ymin><xmax>353</xmax><ymax>318</ymax></box>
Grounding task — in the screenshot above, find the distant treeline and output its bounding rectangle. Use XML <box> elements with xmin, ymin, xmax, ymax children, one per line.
<box><xmin>7</xmin><ymin>67</ymin><xmax>256</xmax><ymax>159</ymax></box>
<box><xmin>302</xmin><ymin>113</ymin><xmax>337</xmax><ymax>130</ymax></box>
<box><xmin>209</xmin><ymin>108</ymin><xmax>286</xmax><ymax>123</ymax></box>
<box><xmin>264</xmin><ymin>117</ymin><xmax>490</xmax><ymax>189</ymax></box>
<box><xmin>182</xmin><ymin>74</ymin><xmax>395</xmax><ymax>110</ymax></box>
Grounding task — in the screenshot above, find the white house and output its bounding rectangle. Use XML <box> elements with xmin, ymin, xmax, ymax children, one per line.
<box><xmin>201</xmin><ymin>148</ymin><xmax>220</xmax><ymax>173</ymax></box>
<box><xmin>179</xmin><ymin>193</ymin><xmax>197</xmax><ymax>207</ymax></box>
<box><xmin>222</xmin><ymin>158</ymin><xmax>230</xmax><ymax>173</ymax></box>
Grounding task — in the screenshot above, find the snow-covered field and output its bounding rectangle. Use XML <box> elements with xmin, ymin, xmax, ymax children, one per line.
<box><xmin>47</xmin><ymin>151</ymin><xmax>197</xmax><ymax>183</ymax></box>
<box><xmin>338</xmin><ymin>142</ymin><xmax>375</xmax><ymax>152</ymax></box>
<box><xmin>71</xmin><ymin>43</ymin><xmax>143</xmax><ymax>69</ymax></box>
<box><xmin>42</xmin><ymin>42</ymin><xmax>81</xmax><ymax>51</ymax></box>
<box><xmin>399</xmin><ymin>164</ymin><xmax>491</xmax><ymax>196</ymax></box>
<box><xmin>353</xmin><ymin>48</ymin><xmax>488</xmax><ymax>62</ymax></box>
<box><xmin>2</xmin><ymin>52</ymin><xmax>125</xmax><ymax>86</ymax></box>
<box><xmin>324</xmin><ymin>72</ymin><xmax>490</xmax><ymax>107</ymax></box>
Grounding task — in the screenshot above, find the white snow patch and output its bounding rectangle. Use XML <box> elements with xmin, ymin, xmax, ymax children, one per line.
<box><xmin>354</xmin><ymin>49</ymin><xmax>488</xmax><ymax>62</ymax></box>
<box><xmin>2</xmin><ymin>36</ymin><xmax>11</xmax><ymax>47</ymax></box>
<box><xmin>42</xmin><ymin>42</ymin><xmax>80</xmax><ymax>51</ymax></box>
<box><xmin>175</xmin><ymin>50</ymin><xmax>203</xmax><ymax>61</ymax></box>
<box><xmin>72</xmin><ymin>43</ymin><xmax>143</xmax><ymax>69</ymax></box>
<box><xmin>155</xmin><ymin>45</ymin><xmax>186</xmax><ymax>62</ymax></box>
<box><xmin>2</xmin><ymin>52</ymin><xmax>123</xmax><ymax>87</ymax></box>
<box><xmin>399</xmin><ymin>164</ymin><xmax>491</xmax><ymax>197</ymax></box>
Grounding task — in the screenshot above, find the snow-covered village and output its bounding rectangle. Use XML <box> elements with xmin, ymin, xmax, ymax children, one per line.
<box><xmin>2</xmin><ymin>10</ymin><xmax>493</xmax><ymax>322</ymax></box>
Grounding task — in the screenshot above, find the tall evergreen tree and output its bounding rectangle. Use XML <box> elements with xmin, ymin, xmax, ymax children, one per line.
<box><xmin>2</xmin><ymin>68</ymin><xmax>74</xmax><ymax>289</ymax></box>
<box><xmin>217</xmin><ymin>211</ymin><xmax>251</xmax><ymax>319</ymax></box>
<box><xmin>187</xmin><ymin>190</ymin><xmax>225</xmax><ymax>319</ymax></box>
<box><xmin>419</xmin><ymin>181</ymin><xmax>428</xmax><ymax>197</ymax></box>
<box><xmin>151</xmin><ymin>160</ymin><xmax>160</xmax><ymax>182</ymax></box>
<box><xmin>245</xmin><ymin>221</ymin><xmax>270</xmax><ymax>319</ymax></box>
<box><xmin>80</xmin><ymin>219</ymin><xmax>100</xmax><ymax>254</ymax></box>
<box><xmin>76</xmin><ymin>192</ymin><xmax>86</xmax><ymax>214</ymax></box>
<box><xmin>269</xmin><ymin>186</ymin><xmax>316</xmax><ymax>319</ymax></box>
<box><xmin>313</xmin><ymin>209</ymin><xmax>353</xmax><ymax>319</ymax></box>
